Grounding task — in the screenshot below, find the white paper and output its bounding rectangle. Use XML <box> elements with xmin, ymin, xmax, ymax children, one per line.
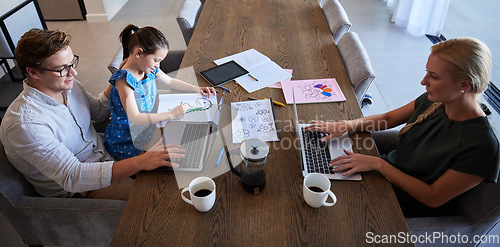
<box><xmin>231</xmin><ymin>99</ymin><xmax>279</xmax><ymax>143</ymax></box>
<box><xmin>156</xmin><ymin>93</ymin><xmax>218</xmax><ymax>127</ymax></box>
<box><xmin>214</xmin><ymin>49</ymin><xmax>292</xmax><ymax>93</ymax></box>
<box><xmin>214</xmin><ymin>48</ymin><xmax>270</xmax><ymax>68</ymax></box>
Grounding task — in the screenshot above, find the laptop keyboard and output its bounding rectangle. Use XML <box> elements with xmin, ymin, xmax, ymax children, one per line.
<box><xmin>172</xmin><ymin>123</ymin><xmax>208</xmax><ymax>169</ymax></box>
<box><xmin>301</xmin><ymin>127</ymin><xmax>333</xmax><ymax>174</ymax></box>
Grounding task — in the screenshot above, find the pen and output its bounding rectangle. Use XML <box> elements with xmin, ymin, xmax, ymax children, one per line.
<box><xmin>248</xmin><ymin>74</ymin><xmax>258</xmax><ymax>81</ymax></box>
<box><xmin>219</xmin><ymin>85</ymin><xmax>231</xmax><ymax>92</ymax></box>
<box><xmin>215</xmin><ymin>147</ymin><xmax>224</xmax><ymax>166</ymax></box>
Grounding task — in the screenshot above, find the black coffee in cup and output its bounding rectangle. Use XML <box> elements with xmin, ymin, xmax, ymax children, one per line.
<box><xmin>194</xmin><ymin>189</ymin><xmax>212</xmax><ymax>197</ymax></box>
<box><xmin>308</xmin><ymin>186</ymin><xmax>324</xmax><ymax>193</ymax></box>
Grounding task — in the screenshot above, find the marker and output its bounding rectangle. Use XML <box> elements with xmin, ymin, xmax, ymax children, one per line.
<box><xmin>218</xmin><ymin>85</ymin><xmax>231</xmax><ymax>92</ymax></box>
<box><xmin>215</xmin><ymin>147</ymin><xmax>224</xmax><ymax>166</ymax></box>
<box><xmin>186</xmin><ymin>107</ymin><xmax>203</xmax><ymax>113</ymax></box>
<box><xmin>248</xmin><ymin>74</ymin><xmax>258</xmax><ymax>81</ymax></box>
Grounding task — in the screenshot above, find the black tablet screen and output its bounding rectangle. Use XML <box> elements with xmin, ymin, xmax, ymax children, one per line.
<box><xmin>199</xmin><ymin>60</ymin><xmax>249</xmax><ymax>86</ymax></box>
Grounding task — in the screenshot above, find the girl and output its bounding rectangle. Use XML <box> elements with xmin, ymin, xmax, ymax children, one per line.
<box><xmin>105</xmin><ymin>24</ymin><xmax>215</xmax><ymax>159</ymax></box>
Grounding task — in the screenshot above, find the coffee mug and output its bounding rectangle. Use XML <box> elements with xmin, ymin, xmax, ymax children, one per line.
<box><xmin>303</xmin><ymin>173</ymin><xmax>337</xmax><ymax>208</ymax></box>
<box><xmin>181</xmin><ymin>177</ymin><xmax>216</xmax><ymax>212</ymax></box>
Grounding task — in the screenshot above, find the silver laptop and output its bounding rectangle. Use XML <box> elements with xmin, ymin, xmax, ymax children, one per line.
<box><xmin>292</xmin><ymin>88</ymin><xmax>362</xmax><ymax>180</ymax></box>
<box><xmin>159</xmin><ymin>93</ymin><xmax>225</xmax><ymax>172</ymax></box>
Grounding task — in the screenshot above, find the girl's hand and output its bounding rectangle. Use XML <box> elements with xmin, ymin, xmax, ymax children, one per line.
<box><xmin>303</xmin><ymin>120</ymin><xmax>348</xmax><ymax>142</ymax></box>
<box><xmin>199</xmin><ymin>86</ymin><xmax>217</xmax><ymax>98</ymax></box>
<box><xmin>170</xmin><ymin>104</ymin><xmax>188</xmax><ymax>119</ymax></box>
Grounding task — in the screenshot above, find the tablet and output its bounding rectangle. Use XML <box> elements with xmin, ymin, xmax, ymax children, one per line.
<box><xmin>199</xmin><ymin>60</ymin><xmax>249</xmax><ymax>87</ymax></box>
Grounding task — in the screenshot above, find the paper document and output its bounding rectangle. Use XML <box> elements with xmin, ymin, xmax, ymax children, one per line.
<box><xmin>267</xmin><ymin>69</ymin><xmax>293</xmax><ymax>89</ymax></box>
<box><xmin>156</xmin><ymin>93</ymin><xmax>218</xmax><ymax>127</ymax></box>
<box><xmin>214</xmin><ymin>49</ymin><xmax>292</xmax><ymax>93</ymax></box>
<box><xmin>282</xmin><ymin>78</ymin><xmax>346</xmax><ymax>104</ymax></box>
<box><xmin>231</xmin><ymin>99</ymin><xmax>279</xmax><ymax>143</ymax></box>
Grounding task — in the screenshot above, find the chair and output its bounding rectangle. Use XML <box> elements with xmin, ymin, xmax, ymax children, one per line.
<box><xmin>0</xmin><ymin>0</ymin><xmax>47</xmax><ymax>82</ymax></box>
<box><xmin>176</xmin><ymin>0</ymin><xmax>202</xmax><ymax>46</ymax></box>
<box><xmin>107</xmin><ymin>47</ymin><xmax>186</xmax><ymax>74</ymax></box>
<box><xmin>0</xmin><ymin>141</ymin><xmax>126</xmax><ymax>247</ymax></box>
<box><xmin>372</xmin><ymin>129</ymin><xmax>500</xmax><ymax>247</ymax></box>
<box><xmin>337</xmin><ymin>31</ymin><xmax>376</xmax><ymax>106</ymax></box>
<box><xmin>321</xmin><ymin>0</ymin><xmax>352</xmax><ymax>44</ymax></box>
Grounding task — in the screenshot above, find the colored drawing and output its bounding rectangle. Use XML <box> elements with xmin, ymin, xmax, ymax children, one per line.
<box><xmin>299</xmin><ymin>81</ymin><xmax>335</xmax><ymax>100</ymax></box>
<box><xmin>281</xmin><ymin>78</ymin><xmax>346</xmax><ymax>104</ymax></box>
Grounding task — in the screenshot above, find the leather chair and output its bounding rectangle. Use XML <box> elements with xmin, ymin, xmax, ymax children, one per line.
<box><xmin>337</xmin><ymin>31</ymin><xmax>376</xmax><ymax>106</ymax></box>
<box><xmin>321</xmin><ymin>0</ymin><xmax>352</xmax><ymax>44</ymax></box>
<box><xmin>371</xmin><ymin>129</ymin><xmax>500</xmax><ymax>247</ymax></box>
<box><xmin>176</xmin><ymin>0</ymin><xmax>202</xmax><ymax>46</ymax></box>
<box><xmin>0</xmin><ymin>141</ymin><xmax>126</xmax><ymax>247</ymax></box>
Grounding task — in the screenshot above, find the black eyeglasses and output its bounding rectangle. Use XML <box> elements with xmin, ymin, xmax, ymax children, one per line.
<box><xmin>40</xmin><ymin>55</ymin><xmax>79</xmax><ymax>77</ymax></box>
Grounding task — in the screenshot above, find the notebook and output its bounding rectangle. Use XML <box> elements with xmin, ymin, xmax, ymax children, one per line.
<box><xmin>157</xmin><ymin>93</ymin><xmax>225</xmax><ymax>172</ymax></box>
<box><xmin>292</xmin><ymin>88</ymin><xmax>362</xmax><ymax>180</ymax></box>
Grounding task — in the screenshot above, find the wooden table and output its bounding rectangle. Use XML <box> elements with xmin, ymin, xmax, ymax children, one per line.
<box><xmin>111</xmin><ymin>0</ymin><xmax>412</xmax><ymax>246</ymax></box>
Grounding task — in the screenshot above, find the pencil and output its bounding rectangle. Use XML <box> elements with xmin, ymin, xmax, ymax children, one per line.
<box><xmin>264</xmin><ymin>98</ymin><xmax>286</xmax><ymax>107</ymax></box>
<box><xmin>160</xmin><ymin>127</ymin><xmax>167</xmax><ymax>152</ymax></box>
<box><xmin>219</xmin><ymin>85</ymin><xmax>231</xmax><ymax>92</ymax></box>
<box><xmin>248</xmin><ymin>74</ymin><xmax>259</xmax><ymax>81</ymax></box>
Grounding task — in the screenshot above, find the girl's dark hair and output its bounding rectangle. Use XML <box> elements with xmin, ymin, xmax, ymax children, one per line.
<box><xmin>119</xmin><ymin>24</ymin><xmax>169</xmax><ymax>60</ymax></box>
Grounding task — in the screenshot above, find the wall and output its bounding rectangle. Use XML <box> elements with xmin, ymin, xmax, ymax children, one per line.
<box><xmin>83</xmin><ymin>0</ymin><xmax>128</xmax><ymax>22</ymax></box>
<box><xmin>0</xmin><ymin>0</ymin><xmax>23</xmax><ymax>16</ymax></box>
<box><xmin>0</xmin><ymin>0</ymin><xmax>29</xmax><ymax>78</ymax></box>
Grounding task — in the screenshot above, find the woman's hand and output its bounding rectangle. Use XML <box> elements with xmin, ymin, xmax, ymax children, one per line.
<box><xmin>199</xmin><ymin>86</ymin><xmax>217</xmax><ymax>98</ymax></box>
<box><xmin>330</xmin><ymin>150</ymin><xmax>384</xmax><ymax>176</ymax></box>
<box><xmin>303</xmin><ymin>120</ymin><xmax>349</xmax><ymax>142</ymax></box>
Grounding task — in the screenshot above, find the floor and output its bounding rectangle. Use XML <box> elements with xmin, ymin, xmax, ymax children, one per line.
<box><xmin>1</xmin><ymin>0</ymin><xmax>499</xmax><ymax>246</ymax></box>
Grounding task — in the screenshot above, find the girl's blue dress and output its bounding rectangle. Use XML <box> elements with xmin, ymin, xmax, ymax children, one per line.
<box><xmin>105</xmin><ymin>68</ymin><xmax>159</xmax><ymax>159</ymax></box>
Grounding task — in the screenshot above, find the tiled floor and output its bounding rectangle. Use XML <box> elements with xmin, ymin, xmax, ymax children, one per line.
<box><xmin>1</xmin><ymin>0</ymin><xmax>499</xmax><ymax>246</ymax></box>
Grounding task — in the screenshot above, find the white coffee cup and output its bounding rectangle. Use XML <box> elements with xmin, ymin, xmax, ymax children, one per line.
<box><xmin>181</xmin><ymin>177</ymin><xmax>216</xmax><ymax>212</ymax></box>
<box><xmin>303</xmin><ymin>173</ymin><xmax>337</xmax><ymax>208</ymax></box>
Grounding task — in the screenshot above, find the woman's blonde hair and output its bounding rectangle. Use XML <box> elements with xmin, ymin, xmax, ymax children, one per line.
<box><xmin>399</xmin><ymin>37</ymin><xmax>492</xmax><ymax>136</ymax></box>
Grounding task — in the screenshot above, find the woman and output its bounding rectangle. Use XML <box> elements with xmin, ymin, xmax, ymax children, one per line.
<box><xmin>305</xmin><ymin>37</ymin><xmax>500</xmax><ymax>217</ymax></box>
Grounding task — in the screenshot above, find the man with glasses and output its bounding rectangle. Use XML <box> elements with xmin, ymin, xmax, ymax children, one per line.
<box><xmin>0</xmin><ymin>29</ymin><xmax>185</xmax><ymax>200</ymax></box>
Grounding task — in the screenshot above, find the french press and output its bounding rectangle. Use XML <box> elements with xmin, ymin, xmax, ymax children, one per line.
<box><xmin>228</xmin><ymin>139</ymin><xmax>269</xmax><ymax>195</ymax></box>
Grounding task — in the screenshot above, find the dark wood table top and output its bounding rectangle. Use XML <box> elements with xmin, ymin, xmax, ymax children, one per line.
<box><xmin>111</xmin><ymin>0</ymin><xmax>412</xmax><ymax>246</ymax></box>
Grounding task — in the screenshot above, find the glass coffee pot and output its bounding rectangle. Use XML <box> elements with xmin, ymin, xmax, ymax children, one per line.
<box><xmin>228</xmin><ymin>139</ymin><xmax>269</xmax><ymax>195</ymax></box>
